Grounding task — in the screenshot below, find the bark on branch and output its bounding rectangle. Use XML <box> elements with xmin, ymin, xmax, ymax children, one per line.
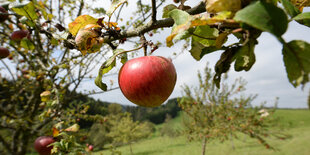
<box><xmin>103</xmin><ymin>1</ymin><xmax>207</xmax><ymax>43</ymax></box>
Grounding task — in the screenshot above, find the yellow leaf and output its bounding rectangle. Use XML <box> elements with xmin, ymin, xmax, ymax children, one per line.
<box><xmin>68</xmin><ymin>15</ymin><xmax>98</xmax><ymax>36</ymax></box>
<box><xmin>64</xmin><ymin>124</ymin><xmax>80</xmax><ymax>132</ymax></box>
<box><xmin>52</xmin><ymin>127</ymin><xmax>60</xmax><ymax>137</ymax></box>
<box><xmin>205</xmin><ymin>0</ymin><xmax>241</xmax><ymax>13</ymax></box>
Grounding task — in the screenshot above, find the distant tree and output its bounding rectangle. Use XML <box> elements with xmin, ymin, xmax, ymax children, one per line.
<box><xmin>107</xmin><ymin>112</ymin><xmax>153</xmax><ymax>155</ymax></box>
<box><xmin>108</xmin><ymin>103</ymin><xmax>124</xmax><ymax>115</ymax></box>
<box><xmin>179</xmin><ymin>64</ymin><xmax>285</xmax><ymax>155</ymax></box>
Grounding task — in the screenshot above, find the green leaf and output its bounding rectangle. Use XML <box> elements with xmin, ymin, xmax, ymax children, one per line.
<box><xmin>120</xmin><ymin>53</ymin><xmax>128</xmax><ymax>64</ymax></box>
<box><xmin>95</xmin><ymin>49</ymin><xmax>125</xmax><ymax>91</ymax></box>
<box><xmin>68</xmin><ymin>15</ymin><xmax>98</xmax><ymax>36</ymax></box>
<box><xmin>234</xmin><ymin>1</ymin><xmax>288</xmax><ymax>37</ymax></box>
<box><xmin>293</xmin><ymin>12</ymin><xmax>310</xmax><ymax>28</ymax></box>
<box><xmin>95</xmin><ymin>59</ymin><xmax>115</xmax><ymax>91</ymax></box>
<box><xmin>51</xmin><ymin>38</ymin><xmax>59</xmax><ymax>46</ymax></box>
<box><xmin>166</xmin><ymin>9</ymin><xmax>192</xmax><ymax>47</ymax></box>
<box><xmin>189</xmin><ymin>26</ymin><xmax>220</xmax><ymax>61</ymax></box>
<box><xmin>282</xmin><ymin>40</ymin><xmax>310</xmax><ymax>87</ymax></box>
<box><xmin>234</xmin><ymin>39</ymin><xmax>257</xmax><ymax>71</ymax></box>
<box><xmin>280</xmin><ymin>0</ymin><xmax>301</xmax><ymax>18</ymax></box>
<box><xmin>214</xmin><ymin>47</ymin><xmax>238</xmax><ymax>88</ymax></box>
<box><xmin>9</xmin><ymin>2</ymin><xmax>38</xmax><ymax>20</ymax></box>
<box><xmin>190</xmin><ymin>39</ymin><xmax>219</xmax><ymax>61</ymax></box>
<box><xmin>192</xmin><ymin>25</ymin><xmax>218</xmax><ymax>47</ymax></box>
<box><xmin>190</xmin><ymin>40</ymin><xmax>206</xmax><ymax>61</ymax></box>
<box><xmin>107</xmin><ymin>0</ymin><xmax>128</xmax><ymax>17</ymax></box>
<box><xmin>169</xmin><ymin>9</ymin><xmax>191</xmax><ymax>27</ymax></box>
<box><xmin>162</xmin><ymin>4</ymin><xmax>178</xmax><ymax>18</ymax></box>
<box><xmin>20</xmin><ymin>38</ymin><xmax>35</xmax><ymax>50</ymax></box>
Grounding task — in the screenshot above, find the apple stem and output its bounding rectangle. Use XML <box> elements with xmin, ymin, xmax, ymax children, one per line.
<box><xmin>140</xmin><ymin>35</ymin><xmax>148</xmax><ymax>56</ymax></box>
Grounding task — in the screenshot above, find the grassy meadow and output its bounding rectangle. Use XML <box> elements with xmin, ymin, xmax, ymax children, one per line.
<box><xmin>95</xmin><ymin>109</ymin><xmax>310</xmax><ymax>155</ymax></box>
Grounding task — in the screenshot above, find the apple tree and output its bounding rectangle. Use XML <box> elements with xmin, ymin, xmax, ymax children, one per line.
<box><xmin>0</xmin><ymin>0</ymin><xmax>309</xmax><ymax>154</ymax></box>
<box><xmin>0</xmin><ymin>1</ymin><xmax>114</xmax><ymax>154</ymax></box>
<box><xmin>106</xmin><ymin>112</ymin><xmax>153</xmax><ymax>155</ymax></box>
<box><xmin>179</xmin><ymin>64</ymin><xmax>288</xmax><ymax>155</ymax></box>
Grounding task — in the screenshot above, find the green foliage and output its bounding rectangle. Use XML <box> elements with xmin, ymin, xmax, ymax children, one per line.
<box><xmin>88</xmin><ymin>122</ymin><xmax>113</xmax><ymax>149</ymax></box>
<box><xmin>0</xmin><ymin>0</ymin><xmax>111</xmax><ymax>154</ymax></box>
<box><xmin>282</xmin><ymin>40</ymin><xmax>310</xmax><ymax>87</ymax></box>
<box><xmin>234</xmin><ymin>1</ymin><xmax>288</xmax><ymax>37</ymax></box>
<box><xmin>108</xmin><ymin>103</ymin><xmax>124</xmax><ymax>115</ymax></box>
<box><xmin>107</xmin><ymin>113</ymin><xmax>152</xmax><ymax>145</ymax></box>
<box><xmin>51</xmin><ymin>132</ymin><xmax>85</xmax><ymax>155</ymax></box>
<box><xmin>160</xmin><ymin>114</ymin><xmax>180</xmax><ymax>137</ymax></box>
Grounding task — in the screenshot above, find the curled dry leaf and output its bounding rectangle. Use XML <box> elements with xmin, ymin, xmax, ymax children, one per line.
<box><xmin>75</xmin><ymin>24</ymin><xmax>104</xmax><ymax>55</ymax></box>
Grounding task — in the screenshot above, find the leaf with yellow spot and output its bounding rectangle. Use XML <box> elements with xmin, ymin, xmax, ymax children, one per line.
<box><xmin>68</xmin><ymin>15</ymin><xmax>98</xmax><ymax>36</ymax></box>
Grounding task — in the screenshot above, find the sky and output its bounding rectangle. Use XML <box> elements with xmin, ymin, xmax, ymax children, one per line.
<box><xmin>81</xmin><ymin>1</ymin><xmax>310</xmax><ymax>108</ymax></box>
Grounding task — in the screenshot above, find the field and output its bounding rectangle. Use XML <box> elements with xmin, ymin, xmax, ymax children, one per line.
<box><xmin>95</xmin><ymin>109</ymin><xmax>310</xmax><ymax>155</ymax></box>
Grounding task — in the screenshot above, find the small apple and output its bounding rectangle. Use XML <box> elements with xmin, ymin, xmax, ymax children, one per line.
<box><xmin>34</xmin><ymin>136</ymin><xmax>55</xmax><ymax>155</ymax></box>
<box><xmin>10</xmin><ymin>30</ymin><xmax>30</xmax><ymax>41</ymax></box>
<box><xmin>88</xmin><ymin>145</ymin><xmax>94</xmax><ymax>151</ymax></box>
<box><xmin>0</xmin><ymin>47</ymin><xmax>9</xmax><ymax>59</ymax></box>
<box><xmin>118</xmin><ymin>56</ymin><xmax>177</xmax><ymax>107</ymax></box>
<box><xmin>0</xmin><ymin>6</ymin><xmax>8</xmax><ymax>22</ymax></box>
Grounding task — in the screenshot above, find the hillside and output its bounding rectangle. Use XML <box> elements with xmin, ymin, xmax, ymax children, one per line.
<box><xmin>96</xmin><ymin>109</ymin><xmax>310</xmax><ymax>155</ymax></box>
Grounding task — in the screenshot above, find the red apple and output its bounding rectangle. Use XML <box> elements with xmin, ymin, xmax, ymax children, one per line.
<box><xmin>10</xmin><ymin>30</ymin><xmax>30</xmax><ymax>41</ymax></box>
<box><xmin>0</xmin><ymin>47</ymin><xmax>9</xmax><ymax>59</ymax></box>
<box><xmin>34</xmin><ymin>136</ymin><xmax>55</xmax><ymax>155</ymax></box>
<box><xmin>88</xmin><ymin>145</ymin><xmax>94</xmax><ymax>151</ymax></box>
<box><xmin>0</xmin><ymin>6</ymin><xmax>8</xmax><ymax>22</ymax></box>
<box><xmin>118</xmin><ymin>56</ymin><xmax>177</xmax><ymax>107</ymax></box>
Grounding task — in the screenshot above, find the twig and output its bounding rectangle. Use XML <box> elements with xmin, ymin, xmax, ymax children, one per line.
<box><xmin>0</xmin><ymin>60</ymin><xmax>16</xmax><ymax>82</ymax></box>
<box><xmin>140</xmin><ymin>35</ymin><xmax>147</xmax><ymax>56</ymax></box>
<box><xmin>86</xmin><ymin>87</ymin><xmax>120</xmax><ymax>95</ymax></box>
<box><xmin>77</xmin><ymin>0</ymin><xmax>84</xmax><ymax>17</ymax></box>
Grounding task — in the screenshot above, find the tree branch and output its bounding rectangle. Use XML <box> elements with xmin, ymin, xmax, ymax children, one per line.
<box><xmin>151</xmin><ymin>0</ymin><xmax>157</xmax><ymax>23</ymax></box>
<box><xmin>104</xmin><ymin>1</ymin><xmax>207</xmax><ymax>43</ymax></box>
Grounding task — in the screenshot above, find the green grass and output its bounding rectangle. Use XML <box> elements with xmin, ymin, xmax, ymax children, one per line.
<box><xmin>95</xmin><ymin>109</ymin><xmax>310</xmax><ymax>155</ymax></box>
